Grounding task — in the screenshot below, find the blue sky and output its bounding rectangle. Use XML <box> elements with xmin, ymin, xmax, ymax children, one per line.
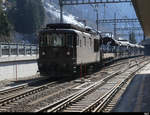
<box><xmin>65</xmin><ymin>2</ymin><xmax>143</xmax><ymax>42</ymax></box>
<box><xmin>48</xmin><ymin>0</ymin><xmax>143</xmax><ymax>43</ymax></box>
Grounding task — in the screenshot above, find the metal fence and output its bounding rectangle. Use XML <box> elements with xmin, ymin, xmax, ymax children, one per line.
<box><xmin>0</xmin><ymin>43</ymin><xmax>39</xmax><ymax>56</ymax></box>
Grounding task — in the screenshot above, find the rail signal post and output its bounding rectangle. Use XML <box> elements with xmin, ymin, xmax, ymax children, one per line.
<box><xmin>90</xmin><ymin>4</ymin><xmax>99</xmax><ymax>33</ymax></box>
<box><xmin>114</xmin><ymin>13</ymin><xmax>117</xmax><ymax>40</ymax></box>
<box><xmin>97</xmin><ymin>18</ymin><xmax>141</xmax><ymax>39</ymax></box>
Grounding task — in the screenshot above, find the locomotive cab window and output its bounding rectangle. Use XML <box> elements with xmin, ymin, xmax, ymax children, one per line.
<box><xmin>89</xmin><ymin>38</ymin><xmax>92</xmax><ymax>47</ymax></box>
<box><xmin>79</xmin><ymin>39</ymin><xmax>82</xmax><ymax>47</ymax></box>
<box><xmin>48</xmin><ymin>33</ymin><xmax>65</xmax><ymax>47</ymax></box>
<box><xmin>77</xmin><ymin>36</ymin><xmax>79</xmax><ymax>46</ymax></box>
<box><xmin>40</xmin><ymin>32</ymin><xmax>76</xmax><ymax>48</ymax></box>
<box><xmin>83</xmin><ymin>36</ymin><xmax>86</xmax><ymax>47</ymax></box>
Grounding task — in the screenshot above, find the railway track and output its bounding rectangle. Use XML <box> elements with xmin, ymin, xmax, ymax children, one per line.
<box><xmin>0</xmin><ymin>81</ymin><xmax>57</xmax><ymax>107</ymax></box>
<box><xmin>37</xmin><ymin>57</ymin><xmax>150</xmax><ymax>112</ymax></box>
<box><xmin>0</xmin><ymin>75</ymin><xmax>82</xmax><ymax>111</ymax></box>
<box><xmin>0</xmin><ymin>56</ymin><xmax>143</xmax><ymax>97</ymax></box>
<box><xmin>104</xmin><ymin>56</ymin><xmax>144</xmax><ymax>69</ymax></box>
<box><xmin>0</xmin><ymin>76</ymin><xmax>53</xmax><ymax>96</ymax></box>
<box><xmin>0</xmin><ymin>56</ymin><xmax>147</xmax><ymax>112</ymax></box>
<box><xmin>86</xmin><ymin>60</ymin><xmax>149</xmax><ymax>112</ymax></box>
<box><xmin>37</xmin><ymin>71</ymin><xmax>120</xmax><ymax>112</ymax></box>
<box><xmin>0</xmin><ymin>57</ymin><xmax>131</xmax><ymax>97</ymax></box>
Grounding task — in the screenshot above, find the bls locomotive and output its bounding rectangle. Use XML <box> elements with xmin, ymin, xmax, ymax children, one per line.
<box><xmin>38</xmin><ymin>23</ymin><xmax>144</xmax><ymax>77</ymax></box>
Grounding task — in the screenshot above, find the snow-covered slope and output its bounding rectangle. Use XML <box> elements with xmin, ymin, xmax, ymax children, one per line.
<box><xmin>42</xmin><ymin>0</ymin><xmax>84</xmax><ymax>27</ymax></box>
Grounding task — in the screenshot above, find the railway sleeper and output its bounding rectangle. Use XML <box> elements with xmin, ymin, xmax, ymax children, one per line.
<box><xmin>8</xmin><ymin>99</ymin><xmax>13</xmax><ymax>103</ymax></box>
<box><xmin>0</xmin><ymin>108</ymin><xmax>7</xmax><ymax>111</ymax></box>
<box><xmin>104</xmin><ymin>106</ymin><xmax>114</xmax><ymax>109</ymax></box>
<box><xmin>20</xmin><ymin>95</ymin><xmax>25</xmax><ymax>98</ymax></box>
<box><xmin>9</xmin><ymin>102</ymin><xmax>18</xmax><ymax>106</ymax></box>
<box><xmin>63</xmin><ymin>110</ymin><xmax>81</xmax><ymax>112</ymax></box>
<box><xmin>103</xmin><ymin>109</ymin><xmax>111</xmax><ymax>112</ymax></box>
<box><xmin>5</xmin><ymin>104</ymin><xmax>15</xmax><ymax>107</ymax></box>
<box><xmin>106</xmin><ymin>104</ymin><xmax>116</xmax><ymax>107</ymax></box>
<box><xmin>69</xmin><ymin>103</ymin><xmax>87</xmax><ymax>106</ymax></box>
<box><xmin>32</xmin><ymin>91</ymin><xmax>36</xmax><ymax>94</ymax></box>
<box><xmin>27</xmin><ymin>92</ymin><xmax>32</xmax><ymax>95</ymax></box>
<box><xmin>68</xmin><ymin>106</ymin><xmax>85</xmax><ymax>109</ymax></box>
<box><xmin>0</xmin><ymin>102</ymin><xmax>8</xmax><ymax>107</ymax></box>
<box><xmin>79</xmin><ymin>99</ymin><xmax>96</xmax><ymax>103</ymax></box>
<box><xmin>0</xmin><ymin>106</ymin><xmax>11</xmax><ymax>110</ymax></box>
<box><xmin>65</xmin><ymin>109</ymin><xmax>81</xmax><ymax>112</ymax></box>
<box><xmin>3</xmin><ymin>101</ymin><xmax>10</xmax><ymax>105</ymax></box>
<box><xmin>0</xmin><ymin>103</ymin><xmax>6</xmax><ymax>106</ymax></box>
<box><xmin>18</xmin><ymin>96</ymin><xmax>23</xmax><ymax>99</ymax></box>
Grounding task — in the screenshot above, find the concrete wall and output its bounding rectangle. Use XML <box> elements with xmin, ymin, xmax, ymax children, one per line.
<box><xmin>0</xmin><ymin>55</ymin><xmax>38</xmax><ymax>81</ymax></box>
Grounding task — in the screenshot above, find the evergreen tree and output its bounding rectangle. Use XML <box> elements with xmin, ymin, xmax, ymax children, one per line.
<box><xmin>7</xmin><ymin>0</ymin><xmax>45</xmax><ymax>34</ymax></box>
<box><xmin>0</xmin><ymin>1</ymin><xmax>12</xmax><ymax>42</ymax></box>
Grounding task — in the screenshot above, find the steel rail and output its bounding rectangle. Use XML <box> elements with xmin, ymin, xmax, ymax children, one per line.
<box><xmin>92</xmin><ymin>60</ymin><xmax>150</xmax><ymax>112</ymax></box>
<box><xmin>0</xmin><ymin>84</ymin><xmax>28</xmax><ymax>95</ymax></box>
<box><xmin>0</xmin><ymin>77</ymin><xmax>52</xmax><ymax>96</ymax></box>
<box><xmin>37</xmin><ymin>71</ymin><xmax>120</xmax><ymax>112</ymax></box>
<box><xmin>37</xmin><ymin>57</ymin><xmax>150</xmax><ymax>112</ymax></box>
<box><xmin>0</xmin><ymin>82</ymin><xmax>57</xmax><ymax>106</ymax></box>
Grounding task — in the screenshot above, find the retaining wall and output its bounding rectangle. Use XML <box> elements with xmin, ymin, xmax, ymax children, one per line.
<box><xmin>0</xmin><ymin>55</ymin><xmax>38</xmax><ymax>81</ymax></box>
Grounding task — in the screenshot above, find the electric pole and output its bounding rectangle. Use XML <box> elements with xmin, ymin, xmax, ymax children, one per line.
<box><xmin>114</xmin><ymin>13</ymin><xmax>117</xmax><ymax>40</ymax></box>
<box><xmin>59</xmin><ymin>0</ymin><xmax>63</xmax><ymax>23</ymax></box>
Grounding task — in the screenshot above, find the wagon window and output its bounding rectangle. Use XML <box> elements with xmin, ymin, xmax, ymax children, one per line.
<box><xmin>77</xmin><ymin>36</ymin><xmax>79</xmax><ymax>46</ymax></box>
<box><xmin>80</xmin><ymin>39</ymin><xmax>82</xmax><ymax>47</ymax></box>
<box><xmin>94</xmin><ymin>39</ymin><xmax>99</xmax><ymax>52</ymax></box>
<box><xmin>40</xmin><ymin>32</ymin><xmax>76</xmax><ymax>47</ymax></box>
<box><xmin>83</xmin><ymin>36</ymin><xmax>86</xmax><ymax>47</ymax></box>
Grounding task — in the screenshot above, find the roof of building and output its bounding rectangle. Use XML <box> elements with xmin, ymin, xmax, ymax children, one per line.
<box><xmin>132</xmin><ymin>0</ymin><xmax>150</xmax><ymax>38</ymax></box>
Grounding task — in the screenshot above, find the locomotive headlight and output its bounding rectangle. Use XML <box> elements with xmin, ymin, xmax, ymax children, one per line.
<box><xmin>66</xmin><ymin>51</ymin><xmax>70</xmax><ymax>56</ymax></box>
<box><xmin>42</xmin><ymin>51</ymin><xmax>46</xmax><ymax>55</ymax></box>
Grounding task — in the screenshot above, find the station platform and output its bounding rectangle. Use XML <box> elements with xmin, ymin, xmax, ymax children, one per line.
<box><xmin>0</xmin><ymin>55</ymin><xmax>38</xmax><ymax>63</ymax></box>
<box><xmin>112</xmin><ymin>63</ymin><xmax>150</xmax><ymax>112</ymax></box>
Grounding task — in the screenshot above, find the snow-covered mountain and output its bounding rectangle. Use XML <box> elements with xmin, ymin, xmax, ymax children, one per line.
<box><xmin>42</xmin><ymin>0</ymin><xmax>84</xmax><ymax>27</ymax></box>
<box><xmin>9</xmin><ymin>0</ymin><xmax>142</xmax><ymax>43</ymax></box>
